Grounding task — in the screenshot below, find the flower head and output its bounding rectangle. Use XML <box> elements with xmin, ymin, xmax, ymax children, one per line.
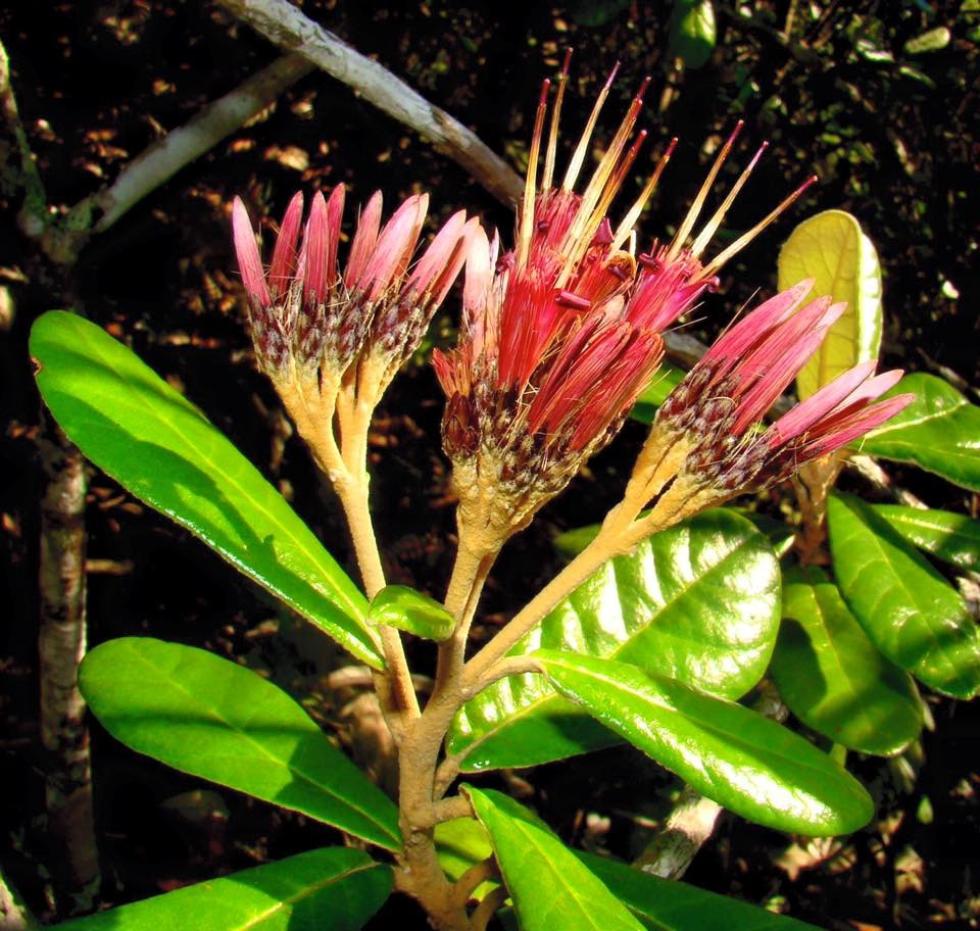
<box><xmin>233</xmin><ymin>188</ymin><xmax>475</xmax><ymax>394</ymax></box>
<box><xmin>639</xmin><ymin>281</ymin><xmax>915</xmax><ymax>509</ymax></box>
<box><xmin>434</xmin><ymin>56</ymin><xmax>815</xmax><ymax>545</ymax></box>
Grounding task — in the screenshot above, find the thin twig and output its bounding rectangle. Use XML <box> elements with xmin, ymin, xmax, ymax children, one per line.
<box><xmin>91</xmin><ymin>53</ymin><xmax>314</xmax><ymax>233</ymax></box>
<box><xmin>451</xmin><ymin>857</ymin><xmax>497</xmax><ymax>910</ymax></box>
<box><xmin>215</xmin><ymin>0</ymin><xmax>523</xmax><ymax>205</ymax></box>
<box><xmin>0</xmin><ymin>35</ymin><xmax>47</xmax><ymax>236</ymax></box>
<box><xmin>0</xmin><ymin>867</ymin><xmax>36</xmax><ymax>930</ymax></box>
<box><xmin>470</xmin><ymin>886</ymin><xmax>508</xmax><ymax>931</ymax></box>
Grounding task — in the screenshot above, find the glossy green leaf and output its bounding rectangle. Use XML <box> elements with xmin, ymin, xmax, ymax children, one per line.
<box><xmin>79</xmin><ymin>638</ymin><xmax>401</xmax><ymax>850</ymax></box>
<box><xmin>771</xmin><ymin>566</ymin><xmax>922</xmax><ymax>756</ymax></box>
<box><xmin>856</xmin><ymin>373</ymin><xmax>980</xmax><ymax>492</ymax></box>
<box><xmin>630</xmin><ymin>363</ymin><xmax>686</xmax><ymax>424</ymax></box>
<box><xmin>871</xmin><ymin>505</ymin><xmax>980</xmax><ymax>572</ymax></box>
<box><xmin>777</xmin><ymin>210</ymin><xmax>882</xmax><ymax>400</ymax></box>
<box><xmin>828</xmin><ymin>494</ymin><xmax>980</xmax><ymax>699</ymax></box>
<box><xmin>54</xmin><ymin>847</ymin><xmax>391</xmax><ymax>930</ymax></box>
<box><xmin>451</xmin><ymin>510</ymin><xmax>781</xmax><ymax>771</ymax></box>
<box><xmin>368</xmin><ymin>585</ymin><xmax>454</xmax><ymax>642</ymax></box>
<box><xmin>464</xmin><ymin>786</ymin><xmax>644</xmax><ymax>931</ymax></box>
<box><xmin>30</xmin><ymin>311</ymin><xmax>380</xmax><ymax>667</ymax></box>
<box><xmin>668</xmin><ymin>0</ymin><xmax>717</xmax><ymax>70</ymax></box>
<box><xmin>729</xmin><ymin>509</ymin><xmax>796</xmax><ymax>558</ymax></box>
<box><xmin>536</xmin><ymin>651</ymin><xmax>874</xmax><ymax>836</ymax></box>
<box><xmin>577</xmin><ymin>851</ymin><xmax>819</xmax><ymax>930</ymax></box>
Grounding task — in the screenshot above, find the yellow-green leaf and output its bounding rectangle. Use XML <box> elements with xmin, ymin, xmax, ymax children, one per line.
<box><xmin>777</xmin><ymin>210</ymin><xmax>882</xmax><ymax>399</ymax></box>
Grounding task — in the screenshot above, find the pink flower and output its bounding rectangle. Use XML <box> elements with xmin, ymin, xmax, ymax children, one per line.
<box><xmin>657</xmin><ymin>282</ymin><xmax>915</xmax><ymax>493</ymax></box>
<box><xmin>232</xmin><ymin>188</ymin><xmax>475</xmax><ymax>381</ymax></box>
<box><xmin>435</xmin><ymin>57</ymin><xmax>817</xmax><ymax>516</ymax></box>
<box><xmin>434</xmin><ymin>64</ymin><xmax>668</xmax><ymax>498</ymax></box>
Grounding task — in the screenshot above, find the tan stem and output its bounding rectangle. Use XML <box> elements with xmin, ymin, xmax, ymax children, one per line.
<box><xmin>470</xmin><ymin>887</ymin><xmax>508</xmax><ymax>931</ymax></box>
<box><xmin>793</xmin><ymin>453</ymin><xmax>845</xmax><ymax>566</ymax></box>
<box><xmin>334</xmin><ymin>474</ymin><xmax>420</xmax><ymax>729</ymax></box>
<box><xmin>462</xmin><ymin>478</ymin><xmax>703</xmax><ymax>692</ymax></box>
<box><xmin>461</xmin><ymin>524</ymin><xmax>625</xmax><ymax>692</ymax></box>
<box><xmin>451</xmin><ymin>858</ymin><xmax>497</xmax><ymax>911</ymax></box>
<box><xmin>278</xmin><ymin>378</ymin><xmax>418</xmax><ymax>728</ymax></box>
<box><xmin>396</xmin><ymin>682</ymin><xmax>477</xmax><ymax>929</ymax></box>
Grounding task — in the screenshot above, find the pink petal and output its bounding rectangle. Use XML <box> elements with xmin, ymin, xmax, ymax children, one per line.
<box><xmin>800</xmin><ymin>393</ymin><xmax>916</xmax><ymax>457</ymax></box>
<box><xmin>429</xmin><ymin>215</ymin><xmax>483</xmax><ymax>309</ymax></box>
<box><xmin>360</xmin><ymin>194</ymin><xmax>428</xmax><ymax>300</ymax></box>
<box><xmin>701</xmin><ymin>278</ymin><xmax>814</xmax><ymax>372</ymax></box>
<box><xmin>268</xmin><ymin>191</ymin><xmax>304</xmax><ymax>298</ymax></box>
<box><xmin>833</xmin><ymin>368</ymin><xmax>904</xmax><ymax>409</ymax></box>
<box><xmin>407</xmin><ymin>209</ymin><xmax>468</xmax><ymax>296</ymax></box>
<box><xmin>769</xmin><ymin>360</ymin><xmax>876</xmax><ymax>445</ymax></box>
<box><xmin>232</xmin><ymin>198</ymin><xmax>270</xmax><ymax>307</ymax></box>
<box><xmin>324</xmin><ymin>184</ymin><xmax>346</xmax><ymax>289</ymax></box>
<box><xmin>302</xmin><ymin>192</ymin><xmax>329</xmax><ymax>305</ymax></box>
<box><xmin>730</xmin><ymin>298</ymin><xmax>844</xmax><ymax>432</ymax></box>
<box><xmin>462</xmin><ymin>223</ymin><xmax>493</xmax><ymax>358</ymax></box>
<box><xmin>345</xmin><ymin>190</ymin><xmax>383</xmax><ymax>285</ymax></box>
<box><xmin>570</xmin><ymin>332</ymin><xmax>664</xmax><ymax>449</ymax></box>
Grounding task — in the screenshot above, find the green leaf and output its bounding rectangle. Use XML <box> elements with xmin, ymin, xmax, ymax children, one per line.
<box><xmin>368</xmin><ymin>585</ymin><xmax>454</xmax><ymax>641</ymax></box>
<box><xmin>871</xmin><ymin>505</ymin><xmax>980</xmax><ymax>572</ymax></box>
<box><xmin>668</xmin><ymin>0</ymin><xmax>717</xmax><ymax>70</ymax></box>
<box><xmin>770</xmin><ymin>566</ymin><xmax>922</xmax><ymax>756</ymax></box>
<box><xmin>630</xmin><ymin>363</ymin><xmax>686</xmax><ymax>424</ymax></box>
<box><xmin>728</xmin><ymin>509</ymin><xmax>796</xmax><ymax>558</ymax></box>
<box><xmin>777</xmin><ymin>210</ymin><xmax>883</xmax><ymax>400</ymax></box>
<box><xmin>79</xmin><ymin>638</ymin><xmax>401</xmax><ymax>850</ymax></box>
<box><xmin>576</xmin><ymin>851</ymin><xmax>820</xmax><ymax>930</ymax></box>
<box><xmin>828</xmin><ymin>494</ymin><xmax>980</xmax><ymax>699</ymax></box>
<box><xmin>856</xmin><ymin>373</ymin><xmax>980</xmax><ymax>492</ymax></box>
<box><xmin>464</xmin><ymin>787</ymin><xmax>644</xmax><ymax>931</ymax></box>
<box><xmin>536</xmin><ymin>651</ymin><xmax>874</xmax><ymax>836</ymax></box>
<box><xmin>53</xmin><ymin>847</ymin><xmax>391</xmax><ymax>930</ymax></box>
<box><xmin>451</xmin><ymin>510</ymin><xmax>781</xmax><ymax>771</ymax></box>
<box><xmin>30</xmin><ymin>311</ymin><xmax>381</xmax><ymax>667</ymax></box>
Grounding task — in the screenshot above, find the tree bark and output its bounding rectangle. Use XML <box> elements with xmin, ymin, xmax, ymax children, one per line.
<box><xmin>38</xmin><ymin>422</ymin><xmax>99</xmax><ymax>910</ymax></box>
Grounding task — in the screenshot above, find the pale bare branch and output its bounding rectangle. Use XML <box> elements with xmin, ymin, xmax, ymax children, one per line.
<box><xmin>216</xmin><ymin>0</ymin><xmax>523</xmax><ymax>205</ymax></box>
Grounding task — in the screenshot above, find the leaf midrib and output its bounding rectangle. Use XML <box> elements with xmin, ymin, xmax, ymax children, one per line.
<box><xmin>240</xmin><ymin>859</ymin><xmax>383</xmax><ymax>929</ymax></box>
<box><xmin>544</xmin><ymin>655</ymin><xmax>852</xmax><ymax>785</ymax></box>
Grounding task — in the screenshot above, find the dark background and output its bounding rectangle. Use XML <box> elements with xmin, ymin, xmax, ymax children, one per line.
<box><xmin>1</xmin><ymin>1</ymin><xmax>977</xmax><ymax>928</ymax></box>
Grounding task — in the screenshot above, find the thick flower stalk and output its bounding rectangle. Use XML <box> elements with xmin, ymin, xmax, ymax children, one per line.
<box><xmin>617</xmin><ymin>280</ymin><xmax>916</xmax><ymax>534</ymax></box>
<box><xmin>434</xmin><ymin>58</ymin><xmax>815</xmax><ymax>566</ymax></box>
<box><xmin>233</xmin><ymin>188</ymin><xmax>476</xmax><ymax>728</ymax></box>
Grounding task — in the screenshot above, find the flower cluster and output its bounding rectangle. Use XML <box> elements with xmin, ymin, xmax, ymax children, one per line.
<box><xmin>433</xmin><ymin>60</ymin><xmax>815</xmax><ymax>547</ymax></box>
<box><xmin>230</xmin><ymin>62</ymin><xmax>913</xmax><ymax>557</ymax></box>
<box><xmin>233</xmin><ymin>187</ymin><xmax>476</xmax><ymax>401</ymax></box>
<box><xmin>628</xmin><ymin>280</ymin><xmax>914</xmax><ymax>518</ymax></box>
